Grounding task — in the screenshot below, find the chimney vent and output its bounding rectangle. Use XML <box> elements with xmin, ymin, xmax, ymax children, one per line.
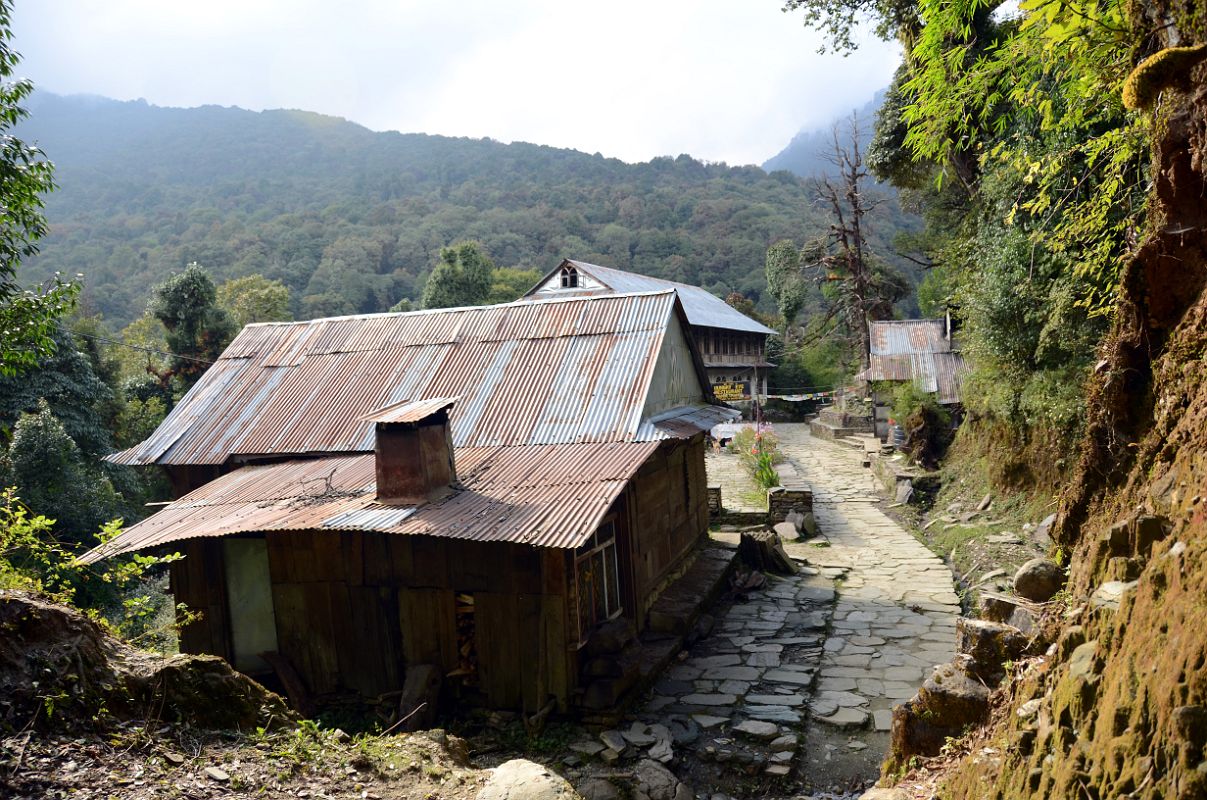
<box><xmin>362</xmin><ymin>398</ymin><xmax>458</xmax><ymax>505</ymax></box>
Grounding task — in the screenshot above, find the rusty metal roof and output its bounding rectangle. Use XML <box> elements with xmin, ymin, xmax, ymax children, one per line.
<box><xmin>81</xmin><ymin>441</ymin><xmax>661</xmax><ymax>562</ymax></box>
<box><xmin>362</xmin><ymin>397</ymin><xmax>459</xmax><ymax>424</ymax></box>
<box><xmin>869</xmin><ymin>319</ymin><xmax>950</xmax><ymax>356</ymax></box>
<box><xmin>110</xmin><ymin>291</ymin><xmax>707</xmax><ymax>467</ymax></box>
<box><xmin>862</xmin><ymin>320</ymin><xmax>968</xmax><ymax>404</ymax></box>
<box><xmin>524</xmin><ymin>260</ymin><xmax>777</xmax><ymax>336</ymax></box>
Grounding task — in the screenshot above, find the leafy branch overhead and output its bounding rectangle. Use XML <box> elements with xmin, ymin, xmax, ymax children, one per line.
<box><xmin>0</xmin><ymin>0</ymin><xmax>77</xmax><ymax>375</ymax></box>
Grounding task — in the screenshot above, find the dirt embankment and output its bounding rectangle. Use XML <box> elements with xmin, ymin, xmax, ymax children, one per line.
<box><xmin>0</xmin><ymin>590</ymin><xmax>492</xmax><ymax>800</ymax></box>
<box><xmin>894</xmin><ymin>7</ymin><xmax>1207</xmax><ymax>798</ymax></box>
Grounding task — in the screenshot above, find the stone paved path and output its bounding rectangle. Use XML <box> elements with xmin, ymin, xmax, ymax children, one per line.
<box><xmin>705</xmin><ymin>447</ymin><xmax>766</xmax><ymax>514</ymax></box>
<box><xmin>777</xmin><ymin>424</ymin><xmax>961</xmax><ymax>733</ymax></box>
<box><xmin>600</xmin><ymin>423</ymin><xmax>960</xmax><ymax>793</ymax></box>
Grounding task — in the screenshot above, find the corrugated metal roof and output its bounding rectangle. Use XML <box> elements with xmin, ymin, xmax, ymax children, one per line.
<box><xmin>81</xmin><ymin>441</ymin><xmax>661</xmax><ymax>562</ymax></box>
<box><xmin>932</xmin><ymin>352</ymin><xmax>967</xmax><ymax>405</ymax></box>
<box><xmin>559</xmin><ymin>261</ymin><xmax>777</xmax><ymax>336</ymax></box>
<box><xmin>362</xmin><ymin>397</ymin><xmax>459</xmax><ymax>424</ymax></box>
<box><xmin>638</xmin><ymin>404</ymin><xmax>740</xmax><ymax>440</ymax></box>
<box><xmin>861</xmin><ymin>320</ymin><xmax>968</xmax><ymax>404</ymax></box>
<box><xmin>110</xmin><ymin>291</ymin><xmax>694</xmax><ymax>467</ymax></box>
<box><xmin>869</xmin><ymin>319</ymin><xmax>950</xmax><ymax>356</ymax></box>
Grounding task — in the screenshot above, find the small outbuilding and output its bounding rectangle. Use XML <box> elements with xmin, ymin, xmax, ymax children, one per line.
<box><xmin>856</xmin><ymin>318</ymin><xmax>969</xmax><ymax>440</ymax></box>
<box><xmin>85</xmin><ymin>291</ymin><xmax>735</xmax><ymax>715</ymax></box>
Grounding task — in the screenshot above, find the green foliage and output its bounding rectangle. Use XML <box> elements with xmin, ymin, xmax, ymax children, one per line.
<box><xmin>764</xmin><ymin>239</ymin><xmax>807</xmax><ymax>330</ymax></box>
<box><xmin>0</xmin><ymin>326</ymin><xmax>115</xmax><ymax>456</ymax></box>
<box><xmin>0</xmin><ymin>0</ymin><xmax>77</xmax><ymax>376</ymax></box>
<box><xmin>148</xmin><ymin>263</ymin><xmax>237</xmax><ymax>390</ymax></box>
<box><xmin>891</xmin><ymin>381</ymin><xmax>947</xmax><ymax>427</ymax></box>
<box><xmin>0</xmin><ymin>488</ymin><xmax>186</xmax><ymax>643</ymax></box>
<box><xmin>902</xmin><ymin>0</ymin><xmax>1146</xmax><ymax>316</ymax></box>
<box><xmin>113</xmin><ymin>395</ymin><xmax>167</xmax><ymax>449</ymax></box>
<box><xmin>4</xmin><ymin>401</ymin><xmax>122</xmax><ymax>546</ymax></box>
<box><xmin>217</xmin><ymin>274</ymin><xmax>292</xmax><ymax>327</ymax></box>
<box><xmin>421</xmin><ymin>241</ymin><xmax>496</xmax><ymax>309</ymax></box>
<box><xmin>732</xmin><ymin>427</ymin><xmax>783</xmax><ymax>490</ymax></box>
<box><xmin>0</xmin><ymin>488</ymin><xmax>77</xmax><ymax>598</ymax></box>
<box><xmin>486</xmin><ymin>266</ymin><xmax>542</xmax><ymax>305</ymax></box>
<box><xmin>18</xmin><ymin>93</ymin><xmax>923</xmax><ymax>328</ymax></box>
<box><xmin>111</xmin><ymin>314</ymin><xmax>170</xmax><ymax>384</ymax></box>
<box><xmin>782</xmin><ymin>0</ymin><xmax>921</xmax><ymax>54</ymax></box>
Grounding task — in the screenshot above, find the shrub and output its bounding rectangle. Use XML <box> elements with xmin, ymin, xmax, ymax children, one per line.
<box><xmin>0</xmin><ymin>487</ymin><xmax>191</xmax><ymax>647</ymax></box>
<box><xmin>731</xmin><ymin>426</ymin><xmax>782</xmax><ymax>490</ymax></box>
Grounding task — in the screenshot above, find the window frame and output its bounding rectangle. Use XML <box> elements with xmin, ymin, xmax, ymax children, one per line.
<box><xmin>569</xmin><ymin>518</ymin><xmax>623</xmax><ymax>647</ymax></box>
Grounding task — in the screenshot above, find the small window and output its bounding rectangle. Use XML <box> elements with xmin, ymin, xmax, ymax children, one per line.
<box><xmin>560</xmin><ymin>266</ymin><xmax>579</xmax><ymax>288</ymax></box>
<box><xmin>570</xmin><ymin>520</ymin><xmax>621</xmax><ymax>644</ymax></box>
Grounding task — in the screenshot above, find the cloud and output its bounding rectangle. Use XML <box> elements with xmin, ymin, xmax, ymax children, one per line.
<box><xmin>13</xmin><ymin>0</ymin><xmax>899</xmax><ymax>164</ymax></box>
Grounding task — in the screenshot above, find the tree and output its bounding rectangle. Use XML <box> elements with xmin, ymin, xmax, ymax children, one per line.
<box><xmin>486</xmin><ymin>267</ymin><xmax>541</xmax><ymax>305</ymax></box>
<box><xmin>148</xmin><ymin>263</ymin><xmax>236</xmax><ymax>391</ymax></box>
<box><xmin>112</xmin><ymin>314</ymin><xmax>170</xmax><ymax>384</ymax></box>
<box><xmin>782</xmin><ymin>0</ymin><xmax>922</xmax><ymax>54</ymax></box>
<box><xmin>0</xmin><ymin>326</ymin><xmax>114</xmax><ymax>458</ymax></box>
<box><xmin>0</xmin><ymin>0</ymin><xmax>77</xmax><ymax>375</ymax></box>
<box><xmin>764</xmin><ymin>240</ymin><xmax>807</xmax><ymax>334</ymax></box>
<box><xmin>4</xmin><ymin>401</ymin><xmax>121</xmax><ymax>546</ymax></box>
<box><xmin>216</xmin><ymin>274</ymin><xmax>292</xmax><ymax>327</ymax></box>
<box><xmin>806</xmin><ymin>119</ymin><xmax>907</xmax><ymax>367</ymax></box>
<box><xmin>420</xmin><ymin>241</ymin><xmax>496</xmax><ymax>309</ymax></box>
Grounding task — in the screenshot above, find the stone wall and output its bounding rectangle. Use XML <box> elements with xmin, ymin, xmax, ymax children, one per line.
<box><xmin>768</xmin><ymin>484</ymin><xmax>813</xmax><ymax>522</ymax></box>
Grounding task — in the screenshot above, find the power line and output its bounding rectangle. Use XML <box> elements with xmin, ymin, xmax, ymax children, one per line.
<box><xmin>71</xmin><ymin>330</ymin><xmax>216</xmax><ymax>366</ymax></box>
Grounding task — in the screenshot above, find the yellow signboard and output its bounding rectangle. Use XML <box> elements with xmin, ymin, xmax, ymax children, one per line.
<box><xmin>713</xmin><ymin>382</ymin><xmax>746</xmax><ymax>401</ymax></box>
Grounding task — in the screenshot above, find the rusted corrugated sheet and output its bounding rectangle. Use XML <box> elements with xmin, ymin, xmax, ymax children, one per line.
<box><xmin>869</xmin><ymin>320</ymin><xmax>949</xmax><ymax>356</ymax></box>
<box><xmin>81</xmin><ymin>441</ymin><xmax>661</xmax><ymax>562</ymax></box>
<box><xmin>933</xmin><ymin>352</ymin><xmax>969</xmax><ymax>405</ymax></box>
<box><xmin>362</xmin><ymin>397</ymin><xmax>459</xmax><ymax>424</ymax></box>
<box><xmin>109</xmin><ymin>292</ymin><xmax>681</xmax><ymax>466</ymax></box>
<box><xmin>863</xmin><ymin>319</ymin><xmax>968</xmax><ymax>404</ymax></box>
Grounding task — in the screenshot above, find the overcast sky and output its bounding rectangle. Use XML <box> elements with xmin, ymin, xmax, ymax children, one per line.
<box><xmin>13</xmin><ymin>1</ymin><xmax>900</xmax><ymax>165</ymax></box>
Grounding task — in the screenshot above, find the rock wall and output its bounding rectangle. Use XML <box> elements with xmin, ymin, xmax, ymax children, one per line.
<box><xmin>912</xmin><ymin>6</ymin><xmax>1207</xmax><ymax>799</ymax></box>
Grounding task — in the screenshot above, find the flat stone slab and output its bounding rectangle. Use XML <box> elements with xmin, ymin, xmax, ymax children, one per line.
<box><xmin>733</xmin><ymin>719</ymin><xmax>780</xmax><ymax>740</ymax></box>
<box><xmin>690</xmin><ymin>654</ymin><xmax>742</xmax><ymax>669</ymax></box>
<box><xmin>873</xmin><ymin>709</ymin><xmax>893</xmax><ymax>731</ymax></box>
<box><xmin>681</xmin><ymin>693</ymin><xmax>737</xmax><ymax>706</ymax></box>
<box><xmin>745</xmin><ymin>694</ymin><xmax>805</xmax><ymax>707</ymax></box>
<box><xmin>691</xmin><ymin>714</ymin><xmax>728</xmax><ymax>728</ymax></box>
<box><xmin>718</xmin><ymin>679</ymin><xmax>751</xmax><ymax>696</ymax></box>
<box><xmin>817</xmin><ymin>707</ymin><xmax>868</xmax><ymax>729</ymax></box>
<box><xmin>706</xmin><ymin>666</ymin><xmax>761</xmax><ymax>681</ymax></box>
<box><xmin>763</xmin><ymin>669</ymin><xmax>814</xmax><ymax>685</ymax></box>
<box><xmin>742</xmin><ymin>643</ymin><xmax>783</xmax><ymax>653</ymax></box>
<box><xmin>744</xmin><ymin>705</ymin><xmax>802</xmax><ymax>723</ymax></box>
<box><xmin>816</xmin><ymin>690</ymin><xmax>867</xmax><ymax>708</ymax></box>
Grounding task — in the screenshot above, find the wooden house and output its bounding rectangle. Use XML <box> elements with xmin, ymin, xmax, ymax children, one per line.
<box><xmin>84</xmin><ymin>291</ymin><xmax>735</xmax><ymax>715</ymax></box>
<box><xmin>523</xmin><ymin>260</ymin><xmax>776</xmax><ymax>401</ymax></box>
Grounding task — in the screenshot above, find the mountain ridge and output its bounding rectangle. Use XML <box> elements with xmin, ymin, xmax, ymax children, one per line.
<box><xmin>17</xmin><ymin>91</ymin><xmax>918</xmax><ymax>326</ymax></box>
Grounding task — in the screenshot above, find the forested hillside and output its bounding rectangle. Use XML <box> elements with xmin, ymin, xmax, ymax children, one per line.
<box><xmin>17</xmin><ymin>92</ymin><xmax>918</xmax><ymax>326</ymax></box>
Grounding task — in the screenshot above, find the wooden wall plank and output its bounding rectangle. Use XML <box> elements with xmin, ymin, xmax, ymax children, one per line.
<box><xmin>475</xmin><ymin>592</ymin><xmax>520</xmax><ymax>709</ymax></box>
<box><xmin>399</xmin><ymin>588</ymin><xmax>455</xmax><ymax>668</ymax></box>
